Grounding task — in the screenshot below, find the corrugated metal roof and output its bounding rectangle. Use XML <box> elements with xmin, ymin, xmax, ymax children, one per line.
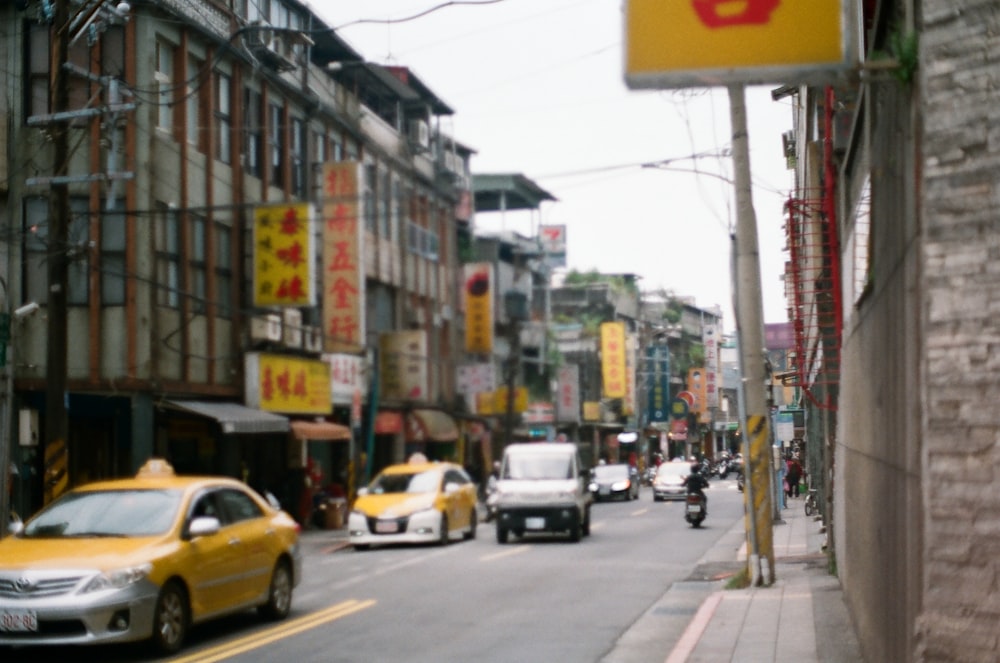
<box><xmin>164</xmin><ymin>401</ymin><xmax>290</xmax><ymax>435</ymax></box>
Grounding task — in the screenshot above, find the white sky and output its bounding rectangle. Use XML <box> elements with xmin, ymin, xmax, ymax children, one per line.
<box><xmin>312</xmin><ymin>0</ymin><xmax>795</xmax><ymax>332</ymax></box>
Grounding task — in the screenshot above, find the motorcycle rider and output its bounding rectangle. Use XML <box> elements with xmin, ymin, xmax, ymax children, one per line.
<box><xmin>682</xmin><ymin>462</ymin><xmax>710</xmax><ymax>509</ymax></box>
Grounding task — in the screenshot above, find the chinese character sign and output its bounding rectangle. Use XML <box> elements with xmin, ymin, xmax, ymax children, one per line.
<box><xmin>379</xmin><ymin>331</ymin><xmax>427</xmax><ymax>401</ymax></box>
<box><xmin>245</xmin><ymin>353</ymin><xmax>331</xmax><ymax>415</ymax></box>
<box><xmin>556</xmin><ymin>364</ymin><xmax>580</xmax><ymax>424</ymax></box>
<box><xmin>600</xmin><ymin>321</ymin><xmax>627</xmax><ymax>399</ymax></box>
<box><xmin>253</xmin><ymin>203</ymin><xmax>315</xmax><ymax>307</ymax></box>
<box><xmin>463</xmin><ymin>263</ymin><xmax>494</xmax><ymax>354</ymax></box>
<box><xmin>323</xmin><ymin>353</ymin><xmax>367</xmax><ymax>405</ymax></box>
<box><xmin>623</xmin><ymin>332</ymin><xmax>637</xmax><ymax>416</ymax></box>
<box><xmin>646</xmin><ymin>346</ymin><xmax>671</xmax><ymax>423</ymax></box>
<box><xmin>703</xmin><ymin>323</ymin><xmax>719</xmax><ymax>408</ymax></box>
<box><xmin>625</xmin><ymin>0</ymin><xmax>856</xmax><ymax>89</ymax></box>
<box><xmin>322</xmin><ymin>162</ymin><xmax>366</xmax><ymax>354</ymax></box>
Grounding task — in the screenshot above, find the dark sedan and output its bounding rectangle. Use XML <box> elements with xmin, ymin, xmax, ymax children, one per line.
<box><xmin>589</xmin><ymin>464</ymin><xmax>640</xmax><ymax>501</ymax></box>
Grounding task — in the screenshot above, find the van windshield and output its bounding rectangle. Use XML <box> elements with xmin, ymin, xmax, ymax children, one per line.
<box><xmin>503</xmin><ymin>453</ymin><xmax>573</xmax><ymax>480</ymax></box>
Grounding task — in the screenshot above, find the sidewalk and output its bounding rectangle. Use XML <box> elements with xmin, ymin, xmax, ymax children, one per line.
<box><xmin>664</xmin><ymin>497</ymin><xmax>863</xmax><ymax>663</ymax></box>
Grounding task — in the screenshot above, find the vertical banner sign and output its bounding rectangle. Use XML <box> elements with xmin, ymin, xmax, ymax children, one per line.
<box><xmin>379</xmin><ymin>330</ymin><xmax>428</xmax><ymax>401</ymax></box>
<box><xmin>463</xmin><ymin>263</ymin><xmax>494</xmax><ymax>354</ymax></box>
<box><xmin>539</xmin><ymin>224</ymin><xmax>567</xmax><ymax>268</ymax></box>
<box><xmin>623</xmin><ymin>332</ymin><xmax>637</xmax><ymax>416</ymax></box>
<box><xmin>253</xmin><ymin>203</ymin><xmax>315</xmax><ymax>307</ymax></box>
<box><xmin>646</xmin><ymin>346</ymin><xmax>671</xmax><ymax>422</ymax></box>
<box><xmin>600</xmin><ymin>321</ymin><xmax>627</xmax><ymax>399</ymax></box>
<box><xmin>703</xmin><ymin>323</ymin><xmax>719</xmax><ymax>408</ymax></box>
<box><xmin>688</xmin><ymin>368</ymin><xmax>707</xmax><ymax>414</ymax></box>
<box><xmin>556</xmin><ymin>364</ymin><xmax>580</xmax><ymax>424</ymax></box>
<box><xmin>322</xmin><ymin>162</ymin><xmax>366</xmax><ymax>353</ymax></box>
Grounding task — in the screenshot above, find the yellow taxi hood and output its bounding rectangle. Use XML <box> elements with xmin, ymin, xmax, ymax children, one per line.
<box><xmin>0</xmin><ymin>535</ymin><xmax>175</xmax><ymax>570</ymax></box>
<box><xmin>353</xmin><ymin>492</ymin><xmax>437</xmax><ymax>518</ymax></box>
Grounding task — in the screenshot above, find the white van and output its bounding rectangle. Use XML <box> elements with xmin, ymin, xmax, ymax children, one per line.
<box><xmin>494</xmin><ymin>442</ymin><xmax>592</xmax><ymax>543</ymax></box>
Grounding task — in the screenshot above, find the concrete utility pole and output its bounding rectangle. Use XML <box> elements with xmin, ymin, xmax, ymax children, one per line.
<box><xmin>45</xmin><ymin>0</ymin><xmax>72</xmax><ymax>506</ymax></box>
<box><xmin>728</xmin><ymin>84</ymin><xmax>775</xmax><ymax>586</ymax></box>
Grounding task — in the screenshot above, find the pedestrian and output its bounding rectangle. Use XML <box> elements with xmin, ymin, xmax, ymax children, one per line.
<box><xmin>786</xmin><ymin>454</ymin><xmax>802</xmax><ymax>499</ymax></box>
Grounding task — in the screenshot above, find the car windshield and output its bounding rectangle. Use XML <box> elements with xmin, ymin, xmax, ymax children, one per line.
<box><xmin>594</xmin><ymin>464</ymin><xmax>629</xmax><ymax>480</ymax></box>
<box><xmin>22</xmin><ymin>489</ymin><xmax>183</xmax><ymax>538</ymax></box>
<box><xmin>657</xmin><ymin>463</ymin><xmax>690</xmax><ymax>478</ymax></box>
<box><xmin>504</xmin><ymin>453</ymin><xmax>573</xmax><ymax>480</ymax></box>
<box><xmin>370</xmin><ymin>470</ymin><xmax>441</xmax><ymax>494</ymax></box>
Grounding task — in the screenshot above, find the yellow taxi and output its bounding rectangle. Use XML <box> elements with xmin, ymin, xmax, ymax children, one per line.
<box><xmin>0</xmin><ymin>459</ymin><xmax>301</xmax><ymax>655</ymax></box>
<box><xmin>348</xmin><ymin>458</ymin><xmax>478</xmax><ymax>550</ymax></box>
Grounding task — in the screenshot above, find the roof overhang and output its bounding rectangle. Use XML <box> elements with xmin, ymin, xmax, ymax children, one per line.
<box><xmin>163</xmin><ymin>400</ymin><xmax>289</xmax><ymax>435</ymax></box>
<box><xmin>290</xmin><ymin>420</ymin><xmax>352</xmax><ymax>441</ymax></box>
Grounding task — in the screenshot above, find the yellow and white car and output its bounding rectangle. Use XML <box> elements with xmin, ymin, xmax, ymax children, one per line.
<box><xmin>0</xmin><ymin>459</ymin><xmax>301</xmax><ymax>655</ymax></box>
<box><xmin>348</xmin><ymin>460</ymin><xmax>478</xmax><ymax>550</ymax></box>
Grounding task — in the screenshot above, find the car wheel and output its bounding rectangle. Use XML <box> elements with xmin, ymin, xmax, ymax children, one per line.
<box><xmin>496</xmin><ymin>525</ymin><xmax>509</xmax><ymax>544</ymax></box>
<box><xmin>568</xmin><ymin>516</ymin><xmax>582</xmax><ymax>543</ymax></box>
<box><xmin>150</xmin><ymin>581</ymin><xmax>188</xmax><ymax>656</ymax></box>
<box><xmin>439</xmin><ymin>513</ymin><xmax>449</xmax><ymax>546</ymax></box>
<box><xmin>464</xmin><ymin>508</ymin><xmax>477</xmax><ymax>540</ymax></box>
<box><xmin>258</xmin><ymin>560</ymin><xmax>293</xmax><ymax>621</ymax></box>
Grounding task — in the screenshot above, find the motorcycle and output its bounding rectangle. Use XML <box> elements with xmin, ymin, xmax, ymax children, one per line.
<box><xmin>684</xmin><ymin>492</ymin><xmax>707</xmax><ymax>527</ymax></box>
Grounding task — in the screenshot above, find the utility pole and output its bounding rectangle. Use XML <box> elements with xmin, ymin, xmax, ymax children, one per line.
<box><xmin>45</xmin><ymin>0</ymin><xmax>72</xmax><ymax>505</ymax></box>
<box><xmin>729</xmin><ymin>84</ymin><xmax>775</xmax><ymax>586</ymax></box>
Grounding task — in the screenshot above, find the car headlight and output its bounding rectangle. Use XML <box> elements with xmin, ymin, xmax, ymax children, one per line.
<box><xmin>611</xmin><ymin>480</ymin><xmax>629</xmax><ymax>491</ymax></box>
<box><xmin>82</xmin><ymin>563</ymin><xmax>153</xmax><ymax>593</ymax></box>
<box><xmin>588</xmin><ymin>482</ymin><xmax>598</xmax><ymax>491</ymax></box>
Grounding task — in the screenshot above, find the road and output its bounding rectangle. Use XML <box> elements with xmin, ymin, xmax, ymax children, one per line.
<box><xmin>4</xmin><ymin>478</ymin><xmax>747</xmax><ymax>663</ymax></box>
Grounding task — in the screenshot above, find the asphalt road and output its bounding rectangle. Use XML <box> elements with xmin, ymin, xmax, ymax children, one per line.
<box><xmin>4</xmin><ymin>478</ymin><xmax>747</xmax><ymax>663</ymax></box>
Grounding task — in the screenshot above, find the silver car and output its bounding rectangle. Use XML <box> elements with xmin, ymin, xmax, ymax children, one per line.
<box><xmin>653</xmin><ymin>461</ymin><xmax>691</xmax><ymax>501</ymax></box>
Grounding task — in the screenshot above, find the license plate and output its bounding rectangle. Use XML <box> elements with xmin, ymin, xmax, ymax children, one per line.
<box><xmin>0</xmin><ymin>610</ymin><xmax>38</xmax><ymax>633</ymax></box>
<box><xmin>525</xmin><ymin>517</ymin><xmax>545</xmax><ymax>530</ymax></box>
<box><xmin>375</xmin><ymin>520</ymin><xmax>399</xmax><ymax>533</ymax></box>
<box><xmin>686</xmin><ymin>504</ymin><xmax>702</xmax><ymax>514</ymax></box>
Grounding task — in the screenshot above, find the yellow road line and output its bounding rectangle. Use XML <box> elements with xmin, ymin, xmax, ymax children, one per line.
<box><xmin>170</xmin><ymin>599</ymin><xmax>376</xmax><ymax>663</ymax></box>
<box><xmin>479</xmin><ymin>545</ymin><xmax>530</xmax><ymax>562</ymax></box>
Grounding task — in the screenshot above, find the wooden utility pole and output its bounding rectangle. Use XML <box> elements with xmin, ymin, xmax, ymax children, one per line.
<box><xmin>729</xmin><ymin>84</ymin><xmax>775</xmax><ymax>586</ymax></box>
<box><xmin>44</xmin><ymin>0</ymin><xmax>71</xmax><ymax>504</ymax></box>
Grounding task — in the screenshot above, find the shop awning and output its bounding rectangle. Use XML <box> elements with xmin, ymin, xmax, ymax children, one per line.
<box><xmin>163</xmin><ymin>400</ymin><xmax>289</xmax><ymax>435</ymax></box>
<box><xmin>290</xmin><ymin>420</ymin><xmax>351</xmax><ymax>441</ymax></box>
<box><xmin>405</xmin><ymin>409</ymin><xmax>459</xmax><ymax>443</ymax></box>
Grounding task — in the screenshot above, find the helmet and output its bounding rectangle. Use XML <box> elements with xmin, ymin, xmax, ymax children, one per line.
<box><xmin>690</xmin><ymin>463</ymin><xmax>701</xmax><ymax>475</ymax></box>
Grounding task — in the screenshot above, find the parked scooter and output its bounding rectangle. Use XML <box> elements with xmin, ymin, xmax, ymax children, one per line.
<box><xmin>684</xmin><ymin>492</ymin><xmax>707</xmax><ymax>527</ymax></box>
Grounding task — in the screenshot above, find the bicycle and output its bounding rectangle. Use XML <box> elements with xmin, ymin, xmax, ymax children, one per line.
<box><xmin>804</xmin><ymin>488</ymin><xmax>818</xmax><ymax>517</ymax></box>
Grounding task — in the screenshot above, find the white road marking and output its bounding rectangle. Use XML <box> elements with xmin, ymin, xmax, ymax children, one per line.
<box><xmin>480</xmin><ymin>545</ymin><xmax>531</xmax><ymax>562</ymax></box>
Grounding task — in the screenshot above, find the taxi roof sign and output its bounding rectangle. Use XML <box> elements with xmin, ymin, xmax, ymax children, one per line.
<box><xmin>624</xmin><ymin>0</ymin><xmax>861</xmax><ymax>89</ymax></box>
<box><xmin>136</xmin><ymin>458</ymin><xmax>176</xmax><ymax>478</ymax></box>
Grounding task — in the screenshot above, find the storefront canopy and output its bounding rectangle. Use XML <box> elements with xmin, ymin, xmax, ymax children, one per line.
<box><xmin>290</xmin><ymin>420</ymin><xmax>352</xmax><ymax>441</ymax></box>
<box><xmin>163</xmin><ymin>400</ymin><xmax>290</xmax><ymax>435</ymax></box>
<box><xmin>405</xmin><ymin>409</ymin><xmax>459</xmax><ymax>443</ymax></box>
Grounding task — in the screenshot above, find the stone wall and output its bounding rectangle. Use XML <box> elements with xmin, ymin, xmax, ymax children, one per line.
<box><xmin>916</xmin><ymin>2</ymin><xmax>1000</xmax><ymax>661</ymax></box>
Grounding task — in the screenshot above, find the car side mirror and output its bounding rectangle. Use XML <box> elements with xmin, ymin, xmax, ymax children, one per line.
<box><xmin>187</xmin><ymin>516</ymin><xmax>221</xmax><ymax>539</ymax></box>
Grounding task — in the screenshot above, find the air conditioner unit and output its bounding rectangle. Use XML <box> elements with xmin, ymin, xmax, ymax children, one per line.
<box><xmin>408</xmin><ymin>119</ymin><xmax>430</xmax><ymax>150</ymax></box>
<box><xmin>250</xmin><ymin>313</ymin><xmax>282</xmax><ymax>343</ymax></box>
<box><xmin>303</xmin><ymin>325</ymin><xmax>323</xmax><ymax>352</ymax></box>
<box><xmin>282</xmin><ymin>309</ymin><xmax>303</xmax><ymax>348</ymax></box>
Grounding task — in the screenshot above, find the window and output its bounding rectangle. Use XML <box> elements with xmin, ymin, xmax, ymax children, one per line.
<box><xmin>291</xmin><ymin>117</ymin><xmax>306</xmax><ymax>198</ymax></box>
<box><xmin>186</xmin><ymin>56</ymin><xmax>203</xmax><ymax>149</ymax></box>
<box><xmin>24</xmin><ymin>197</ymin><xmax>90</xmax><ymax>305</ymax></box>
<box><xmin>218</xmin><ymin>488</ymin><xmax>262</xmax><ymax>523</ymax></box>
<box><xmin>155</xmin><ymin>40</ymin><xmax>174</xmax><ymax>132</ymax></box>
<box><xmin>26</xmin><ymin>23</ymin><xmax>49</xmax><ymax>118</ymax></box>
<box><xmin>215</xmin><ymin>72</ymin><xmax>231</xmax><ymax>164</ymax></box>
<box><xmin>244</xmin><ymin>88</ymin><xmax>262</xmax><ymax>177</ymax></box>
<box><xmin>101</xmin><ymin>200</ymin><xmax>127</xmax><ymax>305</ymax></box>
<box><xmin>154</xmin><ymin>203</ymin><xmax>181</xmax><ymax>308</ymax></box>
<box><xmin>190</xmin><ymin>214</ymin><xmax>207</xmax><ymax>314</ymax></box>
<box><xmin>269</xmin><ymin>102</ymin><xmax>284</xmax><ymax>188</ymax></box>
<box><xmin>363</xmin><ymin>163</ymin><xmax>377</xmax><ymax>232</ymax></box>
<box><xmin>215</xmin><ymin>222</ymin><xmax>233</xmax><ymax>318</ymax></box>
